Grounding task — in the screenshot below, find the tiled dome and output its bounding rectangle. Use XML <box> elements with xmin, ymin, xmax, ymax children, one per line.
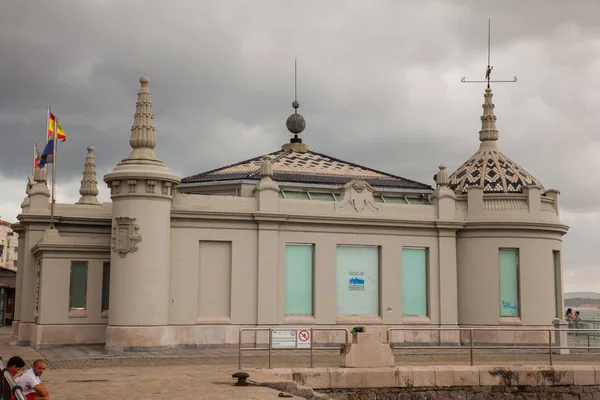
<box><xmin>447</xmin><ymin>149</ymin><xmax>543</xmax><ymax>194</ymax></box>
<box><xmin>447</xmin><ymin>87</ymin><xmax>543</xmax><ymax>194</ymax></box>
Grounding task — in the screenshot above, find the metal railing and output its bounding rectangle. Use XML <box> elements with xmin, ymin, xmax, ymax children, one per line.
<box><xmin>387</xmin><ymin>327</ymin><xmax>600</xmax><ymax>366</ymax></box>
<box><xmin>0</xmin><ymin>358</ymin><xmax>26</xmax><ymax>400</ymax></box>
<box><xmin>238</xmin><ymin>327</ymin><xmax>349</xmax><ymax>369</ymax></box>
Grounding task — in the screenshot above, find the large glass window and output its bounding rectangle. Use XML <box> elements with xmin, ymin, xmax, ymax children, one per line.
<box><xmin>101</xmin><ymin>261</ymin><xmax>110</xmax><ymax>312</ymax></box>
<box><xmin>499</xmin><ymin>249</ymin><xmax>519</xmax><ymax>317</ymax></box>
<box><xmin>402</xmin><ymin>248</ymin><xmax>428</xmax><ymax>316</ymax></box>
<box><xmin>69</xmin><ymin>261</ymin><xmax>88</xmax><ymax>310</ymax></box>
<box><xmin>285</xmin><ymin>244</ymin><xmax>313</xmax><ymax>315</ymax></box>
<box><xmin>336</xmin><ymin>246</ymin><xmax>379</xmax><ymax>315</ymax></box>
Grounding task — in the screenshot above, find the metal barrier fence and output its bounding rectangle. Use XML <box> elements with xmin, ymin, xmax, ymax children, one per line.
<box><xmin>387</xmin><ymin>327</ymin><xmax>600</xmax><ymax>366</ymax></box>
<box><xmin>238</xmin><ymin>327</ymin><xmax>349</xmax><ymax>369</ymax></box>
<box><xmin>0</xmin><ymin>358</ymin><xmax>26</xmax><ymax>400</ymax></box>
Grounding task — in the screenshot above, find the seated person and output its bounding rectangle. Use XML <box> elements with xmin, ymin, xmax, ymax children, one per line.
<box><xmin>6</xmin><ymin>356</ymin><xmax>25</xmax><ymax>377</ymax></box>
<box><xmin>15</xmin><ymin>359</ymin><xmax>50</xmax><ymax>400</ymax></box>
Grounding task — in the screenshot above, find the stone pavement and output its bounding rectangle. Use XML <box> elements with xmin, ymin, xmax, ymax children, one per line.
<box><xmin>42</xmin><ymin>366</ymin><xmax>307</xmax><ymax>400</ymax></box>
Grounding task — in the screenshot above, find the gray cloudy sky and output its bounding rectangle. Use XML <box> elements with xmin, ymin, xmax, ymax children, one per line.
<box><xmin>0</xmin><ymin>1</ymin><xmax>598</xmax><ymax>292</ymax></box>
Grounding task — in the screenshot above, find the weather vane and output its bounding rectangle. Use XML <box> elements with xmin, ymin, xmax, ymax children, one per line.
<box><xmin>460</xmin><ymin>19</ymin><xmax>517</xmax><ymax>88</ymax></box>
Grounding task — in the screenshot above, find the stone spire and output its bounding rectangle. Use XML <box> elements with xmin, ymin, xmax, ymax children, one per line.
<box><xmin>478</xmin><ymin>87</ymin><xmax>499</xmax><ymax>148</ymax></box>
<box><xmin>118</xmin><ymin>76</ymin><xmax>164</xmax><ymax>166</ymax></box>
<box><xmin>259</xmin><ymin>155</ymin><xmax>273</xmax><ymax>179</ymax></box>
<box><xmin>76</xmin><ymin>146</ymin><xmax>100</xmax><ymax>205</ymax></box>
<box><xmin>434</xmin><ymin>165</ymin><xmax>448</xmax><ymax>187</ymax></box>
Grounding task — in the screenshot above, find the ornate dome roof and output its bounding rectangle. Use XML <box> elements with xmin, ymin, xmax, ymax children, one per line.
<box><xmin>447</xmin><ymin>87</ymin><xmax>543</xmax><ymax>194</ymax></box>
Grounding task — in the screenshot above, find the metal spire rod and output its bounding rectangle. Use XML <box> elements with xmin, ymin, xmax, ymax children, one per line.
<box><xmin>294</xmin><ymin>58</ymin><xmax>297</xmax><ymax>103</ymax></box>
<box><xmin>460</xmin><ymin>19</ymin><xmax>517</xmax><ymax>86</ymax></box>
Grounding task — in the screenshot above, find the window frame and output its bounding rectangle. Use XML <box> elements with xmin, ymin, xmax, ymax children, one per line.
<box><xmin>69</xmin><ymin>260</ymin><xmax>88</xmax><ymax>311</ymax></box>
<box><xmin>101</xmin><ymin>261</ymin><xmax>111</xmax><ymax>312</ymax></box>
<box><xmin>498</xmin><ymin>248</ymin><xmax>520</xmax><ymax>318</ymax></box>
<box><xmin>335</xmin><ymin>244</ymin><xmax>381</xmax><ymax>317</ymax></box>
<box><xmin>401</xmin><ymin>247</ymin><xmax>429</xmax><ymax>317</ymax></box>
<box><xmin>284</xmin><ymin>243</ymin><xmax>315</xmax><ymax>316</ymax></box>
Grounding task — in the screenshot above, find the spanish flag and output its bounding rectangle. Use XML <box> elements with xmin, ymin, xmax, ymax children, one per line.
<box><xmin>47</xmin><ymin>112</ymin><xmax>66</xmax><ymax>142</ymax></box>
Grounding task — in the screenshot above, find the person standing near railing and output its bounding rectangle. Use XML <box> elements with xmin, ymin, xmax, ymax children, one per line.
<box><xmin>565</xmin><ymin>308</ymin><xmax>576</xmax><ymax>328</ymax></box>
<box><xmin>15</xmin><ymin>360</ymin><xmax>49</xmax><ymax>400</ymax></box>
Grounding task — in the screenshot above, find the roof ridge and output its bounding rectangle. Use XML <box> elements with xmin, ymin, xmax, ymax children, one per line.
<box><xmin>307</xmin><ymin>150</ymin><xmax>432</xmax><ymax>189</ymax></box>
<box><xmin>182</xmin><ymin>150</ymin><xmax>288</xmax><ymax>182</ymax></box>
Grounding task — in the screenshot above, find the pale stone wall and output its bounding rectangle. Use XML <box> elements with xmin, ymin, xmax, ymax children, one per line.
<box><xmin>258</xmin><ymin>365</ymin><xmax>600</xmax><ymax>400</ymax></box>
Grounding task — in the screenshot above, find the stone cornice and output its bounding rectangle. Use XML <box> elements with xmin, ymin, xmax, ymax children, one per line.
<box><xmin>17</xmin><ymin>214</ymin><xmax>112</xmax><ymax>227</ymax></box>
<box><xmin>435</xmin><ymin>221</ymin><xmax>465</xmax><ymax>231</ymax></box>
<box><xmin>171</xmin><ymin>209</ymin><xmax>437</xmax><ymax>230</ymax></box>
<box><xmin>461</xmin><ymin>220</ymin><xmax>569</xmax><ymax>234</ymax></box>
<box><xmin>32</xmin><ymin>241</ymin><xmax>110</xmax><ymax>257</ymax></box>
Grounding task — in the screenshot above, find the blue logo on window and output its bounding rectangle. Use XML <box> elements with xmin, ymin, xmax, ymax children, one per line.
<box><xmin>349</xmin><ymin>277</ymin><xmax>365</xmax><ymax>285</ymax></box>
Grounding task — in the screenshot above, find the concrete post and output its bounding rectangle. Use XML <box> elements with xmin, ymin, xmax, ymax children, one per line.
<box><xmin>553</xmin><ymin>318</ymin><xmax>569</xmax><ymax>355</ymax></box>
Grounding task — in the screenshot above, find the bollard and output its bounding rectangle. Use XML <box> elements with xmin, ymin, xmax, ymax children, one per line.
<box><xmin>232</xmin><ymin>372</ymin><xmax>249</xmax><ymax>386</ymax></box>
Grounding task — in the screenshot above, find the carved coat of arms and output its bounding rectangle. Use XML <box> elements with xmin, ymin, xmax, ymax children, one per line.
<box><xmin>112</xmin><ymin>216</ymin><xmax>142</xmax><ymax>258</ymax></box>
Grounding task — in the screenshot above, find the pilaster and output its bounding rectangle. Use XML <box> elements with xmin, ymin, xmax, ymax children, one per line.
<box><xmin>523</xmin><ymin>185</ymin><xmax>542</xmax><ymax>218</ymax></box>
<box><xmin>466</xmin><ymin>186</ymin><xmax>484</xmax><ymax>218</ymax></box>
<box><xmin>256</xmin><ymin>220</ymin><xmax>280</xmax><ymax>324</ymax></box>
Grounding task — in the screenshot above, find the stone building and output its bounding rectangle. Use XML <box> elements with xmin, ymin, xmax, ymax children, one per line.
<box><xmin>0</xmin><ymin>220</ymin><xmax>18</xmax><ymax>272</ymax></box>
<box><xmin>11</xmin><ymin>76</ymin><xmax>568</xmax><ymax>350</ymax></box>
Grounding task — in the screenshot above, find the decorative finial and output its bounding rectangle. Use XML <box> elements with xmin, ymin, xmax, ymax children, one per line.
<box><xmin>260</xmin><ymin>155</ymin><xmax>273</xmax><ymax>178</ymax></box>
<box><xmin>129</xmin><ymin>75</ymin><xmax>157</xmax><ymax>151</ymax></box>
<box><xmin>76</xmin><ymin>146</ymin><xmax>100</xmax><ymax>205</ymax></box>
<box><xmin>479</xmin><ymin>87</ymin><xmax>498</xmax><ymax>143</ymax></box>
<box><xmin>286</xmin><ymin>59</ymin><xmax>306</xmax><ymax>137</ymax></box>
<box><xmin>435</xmin><ymin>165</ymin><xmax>448</xmax><ymax>187</ymax></box>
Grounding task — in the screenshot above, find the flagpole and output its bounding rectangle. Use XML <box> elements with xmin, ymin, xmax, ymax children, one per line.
<box><xmin>45</xmin><ymin>105</ymin><xmax>50</xmax><ymax>145</ymax></box>
<box><xmin>49</xmin><ymin>117</ymin><xmax>57</xmax><ymax>229</ymax></box>
<box><xmin>32</xmin><ymin>140</ymin><xmax>37</xmax><ymax>175</ymax></box>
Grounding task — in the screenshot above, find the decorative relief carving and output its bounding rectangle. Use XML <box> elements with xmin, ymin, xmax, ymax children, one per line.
<box><xmin>455</xmin><ymin>201</ymin><xmax>468</xmax><ymax>211</ymax></box>
<box><xmin>127</xmin><ymin>179</ymin><xmax>138</xmax><ymax>193</ymax></box>
<box><xmin>336</xmin><ymin>179</ymin><xmax>379</xmax><ymax>213</ymax></box>
<box><xmin>110</xmin><ymin>181</ymin><xmax>121</xmax><ymax>195</ymax></box>
<box><xmin>146</xmin><ymin>179</ymin><xmax>156</xmax><ymax>194</ymax></box>
<box><xmin>483</xmin><ymin>199</ymin><xmax>528</xmax><ymax>211</ymax></box>
<box><xmin>162</xmin><ymin>181</ymin><xmax>172</xmax><ymax>196</ymax></box>
<box><xmin>111</xmin><ymin>216</ymin><xmax>142</xmax><ymax>258</ymax></box>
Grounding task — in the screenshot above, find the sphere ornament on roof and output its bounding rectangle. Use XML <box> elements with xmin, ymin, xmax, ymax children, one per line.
<box><xmin>447</xmin><ymin>86</ymin><xmax>543</xmax><ymax>194</ymax></box>
<box><xmin>286</xmin><ymin>101</ymin><xmax>306</xmax><ymax>135</ymax></box>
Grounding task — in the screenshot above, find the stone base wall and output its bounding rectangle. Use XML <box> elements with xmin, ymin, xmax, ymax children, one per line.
<box><xmin>18</xmin><ymin>323</ymin><xmax>107</xmax><ymax>348</ymax></box>
<box><xmin>14</xmin><ymin>322</ymin><xmax>560</xmax><ymax>350</ymax></box>
<box><xmin>258</xmin><ymin>366</ymin><xmax>600</xmax><ymax>400</ymax></box>
<box><xmin>319</xmin><ymin>385</ymin><xmax>600</xmax><ymax>399</ymax></box>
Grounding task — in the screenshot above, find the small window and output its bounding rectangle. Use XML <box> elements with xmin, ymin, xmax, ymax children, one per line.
<box><xmin>308</xmin><ymin>192</ymin><xmax>335</xmax><ymax>201</ymax></box>
<box><xmin>278</xmin><ymin>191</ymin><xmax>284</xmax><ymax>198</ymax></box>
<box><xmin>553</xmin><ymin>251</ymin><xmax>561</xmax><ymax>318</ymax></box>
<box><xmin>383</xmin><ymin>196</ymin><xmax>408</xmax><ymax>204</ymax></box>
<box><xmin>406</xmin><ymin>197</ymin><xmax>430</xmax><ymax>205</ymax></box>
<box><xmin>282</xmin><ymin>191</ymin><xmax>310</xmax><ymax>200</ymax></box>
<box><xmin>69</xmin><ymin>261</ymin><xmax>88</xmax><ymax>310</ymax></box>
<box><xmin>499</xmin><ymin>249</ymin><xmax>520</xmax><ymax>317</ymax></box>
<box><xmin>101</xmin><ymin>261</ymin><xmax>110</xmax><ymax>312</ymax></box>
<box><xmin>374</xmin><ymin>195</ymin><xmax>384</xmax><ymax>203</ymax></box>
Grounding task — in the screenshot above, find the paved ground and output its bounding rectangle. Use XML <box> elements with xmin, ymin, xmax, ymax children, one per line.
<box><xmin>1</xmin><ymin>327</ymin><xmax>599</xmax><ymax>399</ymax></box>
